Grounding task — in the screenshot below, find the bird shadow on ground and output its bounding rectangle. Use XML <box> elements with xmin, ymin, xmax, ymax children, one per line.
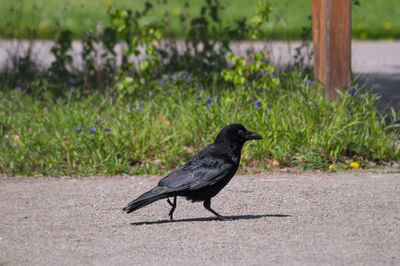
<box><xmin>130</xmin><ymin>214</ymin><xmax>290</xmax><ymax>226</ymax></box>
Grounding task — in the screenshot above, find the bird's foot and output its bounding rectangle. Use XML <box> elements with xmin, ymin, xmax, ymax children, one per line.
<box><xmin>167</xmin><ymin>196</ymin><xmax>177</xmax><ymax>221</ymax></box>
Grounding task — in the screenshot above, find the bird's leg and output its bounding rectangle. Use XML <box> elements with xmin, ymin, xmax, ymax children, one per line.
<box><xmin>203</xmin><ymin>198</ymin><xmax>225</xmax><ymax>220</ymax></box>
<box><xmin>167</xmin><ymin>196</ymin><xmax>177</xmax><ymax>220</ymax></box>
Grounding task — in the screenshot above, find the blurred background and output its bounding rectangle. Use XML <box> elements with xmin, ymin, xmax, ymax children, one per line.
<box><xmin>0</xmin><ymin>0</ymin><xmax>398</xmax><ymax>40</ymax></box>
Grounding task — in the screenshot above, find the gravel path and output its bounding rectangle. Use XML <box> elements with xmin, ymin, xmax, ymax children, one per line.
<box><xmin>1</xmin><ymin>40</ymin><xmax>399</xmax><ymax>74</ymax></box>
<box><xmin>1</xmin><ymin>172</ymin><xmax>399</xmax><ymax>265</ymax></box>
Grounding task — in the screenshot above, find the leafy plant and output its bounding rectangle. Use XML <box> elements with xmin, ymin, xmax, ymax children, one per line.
<box><xmin>221</xmin><ymin>51</ymin><xmax>279</xmax><ymax>88</ymax></box>
<box><xmin>49</xmin><ymin>30</ymin><xmax>73</xmax><ymax>87</ymax></box>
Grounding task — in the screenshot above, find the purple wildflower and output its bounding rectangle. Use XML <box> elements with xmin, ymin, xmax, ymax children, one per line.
<box><xmin>172</xmin><ymin>72</ymin><xmax>180</xmax><ymax>79</ymax></box>
<box><xmin>159</xmin><ymin>79</ymin><xmax>166</xmax><ymax>86</ymax></box>
<box><xmin>254</xmin><ymin>100</ymin><xmax>262</xmax><ymax>108</ymax></box>
<box><xmin>139</xmin><ymin>100</ymin><xmax>145</xmax><ymax>105</ymax></box>
<box><xmin>206</xmin><ymin>97</ymin><xmax>213</xmax><ymax>104</ymax></box>
<box><xmin>264</xmin><ymin>70</ymin><xmax>270</xmax><ymax>76</ymax></box>
<box><xmin>129</xmin><ymin>103</ymin><xmax>136</xmax><ymax>110</ymax></box>
<box><xmin>95</xmin><ymin>118</ymin><xmax>102</xmax><ymax>125</ymax></box>
<box><xmin>306</xmin><ymin>79</ymin><xmax>312</xmax><ymax>85</ymax></box>
<box><xmin>349</xmin><ymin>89</ymin><xmax>357</xmax><ymax>96</ymax></box>
<box><xmin>88</xmin><ymin>127</ymin><xmax>96</xmax><ymax>133</ymax></box>
<box><xmin>183</xmin><ymin>72</ymin><xmax>189</xmax><ymax>80</ymax></box>
<box><xmin>196</xmin><ymin>95</ymin><xmax>200</xmax><ymax>100</ymax></box>
<box><xmin>138</xmin><ymin>105</ymin><xmax>144</xmax><ymax>111</ymax></box>
<box><xmin>104</xmin><ymin>128</ymin><xmax>111</xmax><ymax>132</ymax></box>
<box><xmin>76</xmin><ymin>125</ymin><xmax>84</xmax><ymax>132</ymax></box>
<box><xmin>70</xmin><ymin>87</ymin><xmax>75</xmax><ymax>93</ymax></box>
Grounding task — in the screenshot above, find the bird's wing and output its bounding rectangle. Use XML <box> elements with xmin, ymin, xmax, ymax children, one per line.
<box><xmin>187</xmin><ymin>159</ymin><xmax>234</xmax><ymax>191</ymax></box>
<box><xmin>158</xmin><ymin>146</ymin><xmax>234</xmax><ymax>191</ymax></box>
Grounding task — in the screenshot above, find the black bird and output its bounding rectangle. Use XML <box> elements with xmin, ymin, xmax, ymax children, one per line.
<box><xmin>123</xmin><ymin>123</ymin><xmax>262</xmax><ymax>220</ymax></box>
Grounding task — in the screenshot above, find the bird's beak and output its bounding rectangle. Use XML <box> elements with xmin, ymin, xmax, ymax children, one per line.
<box><xmin>244</xmin><ymin>131</ymin><xmax>263</xmax><ymax>140</ymax></box>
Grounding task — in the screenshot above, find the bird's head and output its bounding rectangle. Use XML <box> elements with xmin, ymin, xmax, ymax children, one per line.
<box><xmin>214</xmin><ymin>123</ymin><xmax>262</xmax><ymax>145</ymax></box>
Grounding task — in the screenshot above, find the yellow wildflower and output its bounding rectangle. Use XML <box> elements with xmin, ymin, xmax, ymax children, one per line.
<box><xmin>350</xmin><ymin>162</ymin><xmax>360</xmax><ymax>168</ymax></box>
<box><xmin>329</xmin><ymin>164</ymin><xmax>335</xmax><ymax>169</ymax></box>
<box><xmin>38</xmin><ymin>23</ymin><xmax>47</xmax><ymax>30</ymax></box>
<box><xmin>360</xmin><ymin>32</ymin><xmax>368</xmax><ymax>39</ymax></box>
<box><xmin>172</xmin><ymin>8</ymin><xmax>181</xmax><ymax>16</ymax></box>
<box><xmin>384</xmin><ymin>23</ymin><xmax>392</xmax><ymax>30</ymax></box>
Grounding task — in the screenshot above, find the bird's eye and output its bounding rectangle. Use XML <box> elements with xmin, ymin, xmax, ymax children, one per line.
<box><xmin>238</xmin><ymin>129</ymin><xmax>244</xmax><ymax>136</ymax></box>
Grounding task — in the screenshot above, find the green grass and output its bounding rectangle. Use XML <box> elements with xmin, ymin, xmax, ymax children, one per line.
<box><xmin>0</xmin><ymin>0</ymin><xmax>399</xmax><ymax>40</ymax></box>
<box><xmin>1</xmin><ymin>71</ymin><xmax>399</xmax><ymax>177</ymax></box>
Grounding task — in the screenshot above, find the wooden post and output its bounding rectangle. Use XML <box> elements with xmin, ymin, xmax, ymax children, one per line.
<box><xmin>312</xmin><ymin>0</ymin><xmax>352</xmax><ymax>100</ymax></box>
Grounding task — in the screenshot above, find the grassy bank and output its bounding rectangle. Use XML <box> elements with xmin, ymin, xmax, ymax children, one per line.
<box><xmin>1</xmin><ymin>70</ymin><xmax>399</xmax><ymax>177</ymax></box>
<box><xmin>0</xmin><ymin>0</ymin><xmax>399</xmax><ymax>40</ymax></box>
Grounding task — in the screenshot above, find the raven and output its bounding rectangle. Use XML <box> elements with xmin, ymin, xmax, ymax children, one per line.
<box><xmin>123</xmin><ymin>123</ymin><xmax>262</xmax><ymax>220</ymax></box>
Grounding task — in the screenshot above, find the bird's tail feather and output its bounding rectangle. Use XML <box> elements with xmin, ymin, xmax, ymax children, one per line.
<box><xmin>123</xmin><ymin>186</ymin><xmax>169</xmax><ymax>214</ymax></box>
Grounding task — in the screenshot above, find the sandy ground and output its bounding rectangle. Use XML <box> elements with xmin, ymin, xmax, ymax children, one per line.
<box><xmin>1</xmin><ymin>172</ymin><xmax>399</xmax><ymax>265</ymax></box>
